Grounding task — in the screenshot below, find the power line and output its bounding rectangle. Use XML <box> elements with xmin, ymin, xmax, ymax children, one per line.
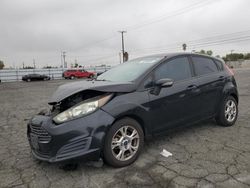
<box><xmin>28</xmin><ymin>29</ymin><xmax>250</xmax><ymax>66</ymax></box>
<box><xmin>129</xmin><ymin>29</ymin><xmax>250</xmax><ymax>53</ymax></box>
<box><xmin>129</xmin><ymin>35</ymin><xmax>250</xmax><ymax>56</ymax></box>
<box><xmin>73</xmin><ymin>0</ymin><xmax>216</xmax><ymax>51</ymax></box>
<box><xmin>127</xmin><ymin>0</ymin><xmax>214</xmax><ymax>31</ymax></box>
<box><xmin>189</xmin><ymin>37</ymin><xmax>250</xmax><ymax>49</ymax></box>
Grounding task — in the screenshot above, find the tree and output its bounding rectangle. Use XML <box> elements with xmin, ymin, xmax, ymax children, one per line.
<box><xmin>0</xmin><ymin>60</ymin><xmax>4</xmax><ymax>69</ymax></box>
<box><xmin>24</xmin><ymin>66</ymin><xmax>34</xmax><ymax>69</ymax></box>
<box><xmin>222</xmin><ymin>55</ymin><xmax>228</xmax><ymax>62</ymax></box>
<box><xmin>244</xmin><ymin>53</ymin><xmax>250</xmax><ymax>60</ymax></box>
<box><xmin>225</xmin><ymin>53</ymin><xmax>244</xmax><ymax>61</ymax></box>
<box><xmin>199</xmin><ymin>49</ymin><xmax>206</xmax><ymax>54</ymax></box>
<box><xmin>182</xmin><ymin>43</ymin><xmax>187</xmax><ymax>51</ymax></box>
<box><xmin>198</xmin><ymin>49</ymin><xmax>213</xmax><ymax>56</ymax></box>
<box><xmin>222</xmin><ymin>53</ymin><xmax>246</xmax><ymax>62</ymax></box>
<box><xmin>206</xmin><ymin>50</ymin><xmax>213</xmax><ymax>56</ymax></box>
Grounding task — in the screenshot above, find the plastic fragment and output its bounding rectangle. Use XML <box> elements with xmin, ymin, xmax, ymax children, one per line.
<box><xmin>160</xmin><ymin>149</ymin><xmax>173</xmax><ymax>158</ymax></box>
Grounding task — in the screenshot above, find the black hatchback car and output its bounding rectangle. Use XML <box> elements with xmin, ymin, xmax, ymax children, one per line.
<box><xmin>27</xmin><ymin>53</ymin><xmax>238</xmax><ymax>167</ymax></box>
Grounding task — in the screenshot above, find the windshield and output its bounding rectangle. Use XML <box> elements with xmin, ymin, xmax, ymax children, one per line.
<box><xmin>97</xmin><ymin>56</ymin><xmax>162</xmax><ymax>82</ymax></box>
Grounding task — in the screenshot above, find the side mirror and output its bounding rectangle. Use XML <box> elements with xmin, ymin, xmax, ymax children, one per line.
<box><xmin>150</xmin><ymin>78</ymin><xmax>174</xmax><ymax>95</ymax></box>
<box><xmin>155</xmin><ymin>78</ymin><xmax>174</xmax><ymax>88</ymax></box>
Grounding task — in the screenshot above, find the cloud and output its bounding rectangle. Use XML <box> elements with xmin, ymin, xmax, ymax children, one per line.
<box><xmin>0</xmin><ymin>0</ymin><xmax>249</xmax><ymax>67</ymax></box>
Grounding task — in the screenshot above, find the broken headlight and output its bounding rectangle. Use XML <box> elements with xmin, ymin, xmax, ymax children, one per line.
<box><xmin>53</xmin><ymin>94</ymin><xmax>112</xmax><ymax>124</ymax></box>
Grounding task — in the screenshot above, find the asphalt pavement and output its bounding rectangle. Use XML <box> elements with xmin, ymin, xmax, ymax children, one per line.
<box><xmin>0</xmin><ymin>69</ymin><xmax>250</xmax><ymax>188</ymax></box>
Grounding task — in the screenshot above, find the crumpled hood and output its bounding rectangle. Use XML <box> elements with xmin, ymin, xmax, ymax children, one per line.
<box><xmin>49</xmin><ymin>80</ymin><xmax>136</xmax><ymax>104</ymax></box>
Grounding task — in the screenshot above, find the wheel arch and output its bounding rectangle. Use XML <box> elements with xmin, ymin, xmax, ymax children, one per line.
<box><xmin>106</xmin><ymin>114</ymin><xmax>152</xmax><ymax>141</ymax></box>
<box><xmin>230</xmin><ymin>93</ymin><xmax>238</xmax><ymax>104</ymax></box>
<box><xmin>222</xmin><ymin>81</ymin><xmax>238</xmax><ymax>103</ymax></box>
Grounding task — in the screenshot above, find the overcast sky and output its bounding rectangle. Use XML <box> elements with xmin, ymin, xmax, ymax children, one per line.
<box><xmin>0</xmin><ymin>0</ymin><xmax>250</xmax><ymax>68</ymax></box>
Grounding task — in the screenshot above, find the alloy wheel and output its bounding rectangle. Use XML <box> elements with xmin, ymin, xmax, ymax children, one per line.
<box><xmin>111</xmin><ymin>125</ymin><xmax>140</xmax><ymax>161</ymax></box>
<box><xmin>225</xmin><ymin>99</ymin><xmax>237</xmax><ymax>122</ymax></box>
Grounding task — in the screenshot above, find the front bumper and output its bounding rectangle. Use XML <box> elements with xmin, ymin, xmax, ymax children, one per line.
<box><xmin>27</xmin><ymin>109</ymin><xmax>115</xmax><ymax>163</ymax></box>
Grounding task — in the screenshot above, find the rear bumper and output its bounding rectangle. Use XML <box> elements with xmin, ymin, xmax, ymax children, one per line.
<box><xmin>27</xmin><ymin>109</ymin><xmax>115</xmax><ymax>163</ymax></box>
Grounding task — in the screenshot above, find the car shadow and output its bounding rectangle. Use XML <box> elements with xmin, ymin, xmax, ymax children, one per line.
<box><xmin>34</xmin><ymin>118</ymin><xmax>218</xmax><ymax>172</ymax></box>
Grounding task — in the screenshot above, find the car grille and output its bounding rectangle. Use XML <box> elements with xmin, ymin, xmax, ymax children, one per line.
<box><xmin>29</xmin><ymin>123</ymin><xmax>51</xmax><ymax>143</ymax></box>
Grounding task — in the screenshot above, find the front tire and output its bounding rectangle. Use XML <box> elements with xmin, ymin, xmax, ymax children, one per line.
<box><xmin>103</xmin><ymin>118</ymin><xmax>144</xmax><ymax>167</ymax></box>
<box><xmin>216</xmin><ymin>96</ymin><xmax>238</xmax><ymax>126</ymax></box>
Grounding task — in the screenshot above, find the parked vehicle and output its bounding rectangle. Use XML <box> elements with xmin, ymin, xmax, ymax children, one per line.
<box><xmin>22</xmin><ymin>74</ymin><xmax>50</xmax><ymax>82</ymax></box>
<box><xmin>63</xmin><ymin>69</ymin><xmax>95</xmax><ymax>79</ymax></box>
<box><xmin>27</xmin><ymin>53</ymin><xmax>238</xmax><ymax>167</ymax></box>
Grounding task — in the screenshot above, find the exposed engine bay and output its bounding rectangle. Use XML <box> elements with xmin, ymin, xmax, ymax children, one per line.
<box><xmin>50</xmin><ymin>90</ymin><xmax>108</xmax><ymax>116</ymax></box>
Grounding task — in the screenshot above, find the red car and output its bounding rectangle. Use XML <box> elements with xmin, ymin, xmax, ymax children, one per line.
<box><xmin>63</xmin><ymin>69</ymin><xmax>95</xmax><ymax>79</ymax></box>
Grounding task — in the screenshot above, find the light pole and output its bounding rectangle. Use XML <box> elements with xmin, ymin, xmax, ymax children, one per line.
<box><xmin>230</xmin><ymin>50</ymin><xmax>234</xmax><ymax>62</ymax></box>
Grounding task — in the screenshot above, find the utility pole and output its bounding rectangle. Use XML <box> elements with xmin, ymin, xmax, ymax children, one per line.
<box><xmin>119</xmin><ymin>52</ymin><xmax>121</xmax><ymax>64</ymax></box>
<box><xmin>62</xmin><ymin>51</ymin><xmax>66</xmax><ymax>68</ymax></box>
<box><xmin>33</xmin><ymin>59</ymin><xmax>36</xmax><ymax>69</ymax></box>
<box><xmin>74</xmin><ymin>59</ymin><xmax>78</xmax><ymax>68</ymax></box>
<box><xmin>118</xmin><ymin>31</ymin><xmax>126</xmax><ymax>63</ymax></box>
<box><xmin>230</xmin><ymin>50</ymin><xmax>234</xmax><ymax>61</ymax></box>
<box><xmin>60</xmin><ymin>51</ymin><xmax>63</xmax><ymax>68</ymax></box>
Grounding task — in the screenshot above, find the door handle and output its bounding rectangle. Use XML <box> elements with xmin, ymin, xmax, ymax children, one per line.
<box><xmin>186</xmin><ymin>85</ymin><xmax>198</xmax><ymax>90</ymax></box>
<box><xmin>218</xmin><ymin>76</ymin><xmax>225</xmax><ymax>81</ymax></box>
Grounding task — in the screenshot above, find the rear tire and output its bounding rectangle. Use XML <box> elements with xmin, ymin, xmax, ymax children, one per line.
<box><xmin>103</xmin><ymin>118</ymin><xmax>144</xmax><ymax>167</ymax></box>
<box><xmin>27</xmin><ymin>78</ymin><xmax>31</xmax><ymax>82</ymax></box>
<box><xmin>70</xmin><ymin>75</ymin><xmax>75</xmax><ymax>80</ymax></box>
<box><xmin>215</xmin><ymin>96</ymin><xmax>238</xmax><ymax>127</ymax></box>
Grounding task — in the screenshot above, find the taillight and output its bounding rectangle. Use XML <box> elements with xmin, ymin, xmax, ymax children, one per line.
<box><xmin>225</xmin><ymin>64</ymin><xmax>235</xmax><ymax>75</ymax></box>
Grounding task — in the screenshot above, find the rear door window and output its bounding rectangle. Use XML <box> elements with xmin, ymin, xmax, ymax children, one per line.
<box><xmin>192</xmin><ymin>56</ymin><xmax>219</xmax><ymax>76</ymax></box>
<box><xmin>154</xmin><ymin>56</ymin><xmax>192</xmax><ymax>82</ymax></box>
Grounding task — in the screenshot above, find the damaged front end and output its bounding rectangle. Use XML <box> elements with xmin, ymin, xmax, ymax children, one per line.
<box><xmin>51</xmin><ymin>90</ymin><xmax>113</xmax><ymax>124</ymax></box>
<box><xmin>27</xmin><ymin>87</ymin><xmax>117</xmax><ymax>163</ymax></box>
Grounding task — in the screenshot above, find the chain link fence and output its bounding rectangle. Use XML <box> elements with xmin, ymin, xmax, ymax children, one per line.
<box><xmin>0</xmin><ymin>66</ymin><xmax>111</xmax><ymax>82</ymax></box>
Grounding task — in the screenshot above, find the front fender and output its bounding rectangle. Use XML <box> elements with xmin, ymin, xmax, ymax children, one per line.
<box><xmin>101</xmin><ymin>92</ymin><xmax>152</xmax><ymax>138</ymax></box>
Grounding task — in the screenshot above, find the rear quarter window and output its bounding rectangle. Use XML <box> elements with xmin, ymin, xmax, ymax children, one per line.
<box><xmin>214</xmin><ymin>59</ymin><xmax>224</xmax><ymax>71</ymax></box>
<box><xmin>192</xmin><ymin>56</ymin><xmax>219</xmax><ymax>76</ymax></box>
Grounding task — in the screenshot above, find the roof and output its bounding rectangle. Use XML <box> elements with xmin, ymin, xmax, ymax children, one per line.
<box><xmin>135</xmin><ymin>52</ymin><xmax>223</xmax><ymax>61</ymax></box>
